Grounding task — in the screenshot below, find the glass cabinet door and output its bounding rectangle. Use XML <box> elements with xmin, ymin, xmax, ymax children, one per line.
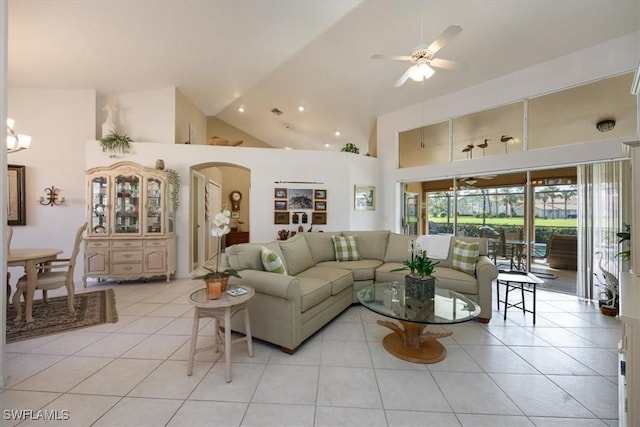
<box><xmin>90</xmin><ymin>176</ymin><xmax>109</xmax><ymax>235</ymax></box>
<box><xmin>146</xmin><ymin>177</ymin><xmax>163</xmax><ymax>234</ymax></box>
<box><xmin>114</xmin><ymin>174</ymin><xmax>141</xmax><ymax>234</ymax></box>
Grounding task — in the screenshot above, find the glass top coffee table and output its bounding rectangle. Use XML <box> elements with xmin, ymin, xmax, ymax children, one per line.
<box><xmin>357</xmin><ymin>283</ymin><xmax>480</xmax><ymax>363</ymax></box>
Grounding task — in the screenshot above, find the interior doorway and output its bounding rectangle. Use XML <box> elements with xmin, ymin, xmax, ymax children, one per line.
<box><xmin>189</xmin><ymin>162</ymin><xmax>251</xmax><ymax>273</ymax></box>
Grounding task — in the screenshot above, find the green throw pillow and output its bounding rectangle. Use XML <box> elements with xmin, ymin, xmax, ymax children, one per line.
<box><xmin>451</xmin><ymin>240</ymin><xmax>479</xmax><ymax>276</ymax></box>
<box><xmin>332</xmin><ymin>235</ymin><xmax>362</xmax><ymax>262</ymax></box>
<box><xmin>261</xmin><ymin>246</ymin><xmax>287</xmax><ymax>274</ymax></box>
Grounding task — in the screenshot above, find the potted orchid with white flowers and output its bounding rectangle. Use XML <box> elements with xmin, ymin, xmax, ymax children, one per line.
<box><xmin>192</xmin><ymin>208</ymin><xmax>240</xmax><ymax>297</ymax></box>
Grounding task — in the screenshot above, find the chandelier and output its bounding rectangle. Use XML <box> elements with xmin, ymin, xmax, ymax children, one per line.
<box><xmin>7</xmin><ymin>118</ymin><xmax>31</xmax><ymax>153</ymax></box>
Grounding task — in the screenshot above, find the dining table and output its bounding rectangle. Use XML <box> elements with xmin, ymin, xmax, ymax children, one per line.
<box><xmin>7</xmin><ymin>248</ymin><xmax>63</xmax><ymax>323</ymax></box>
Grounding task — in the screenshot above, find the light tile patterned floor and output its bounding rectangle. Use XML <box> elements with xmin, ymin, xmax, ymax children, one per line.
<box><xmin>2</xmin><ymin>278</ymin><xmax>621</xmax><ymax>426</ymax></box>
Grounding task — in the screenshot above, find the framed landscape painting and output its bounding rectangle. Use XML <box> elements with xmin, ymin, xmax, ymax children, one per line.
<box><xmin>274</xmin><ymin>211</ymin><xmax>290</xmax><ymax>225</ymax></box>
<box><xmin>314</xmin><ymin>189</ymin><xmax>327</xmax><ymax>200</ymax></box>
<box><xmin>289</xmin><ymin>189</ymin><xmax>313</xmax><ymax>209</ymax></box>
<box><xmin>354</xmin><ymin>185</ymin><xmax>375</xmax><ymax>211</ymax></box>
<box><xmin>7</xmin><ymin>164</ymin><xmax>26</xmax><ymax>225</ymax></box>
<box><xmin>274</xmin><ymin>188</ymin><xmax>287</xmax><ymax>199</ymax></box>
<box><xmin>312</xmin><ymin>211</ymin><xmax>327</xmax><ymax>225</ymax></box>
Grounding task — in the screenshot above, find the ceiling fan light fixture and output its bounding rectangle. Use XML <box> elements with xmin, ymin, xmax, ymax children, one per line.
<box><xmin>408</xmin><ymin>63</ymin><xmax>435</xmax><ymax>82</ymax></box>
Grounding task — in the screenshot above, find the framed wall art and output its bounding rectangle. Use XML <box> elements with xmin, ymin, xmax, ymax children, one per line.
<box><xmin>354</xmin><ymin>185</ymin><xmax>375</xmax><ymax>211</ymax></box>
<box><xmin>274</xmin><ymin>200</ymin><xmax>288</xmax><ymax>211</ymax></box>
<box><xmin>7</xmin><ymin>164</ymin><xmax>26</xmax><ymax>225</ymax></box>
<box><xmin>314</xmin><ymin>200</ymin><xmax>326</xmax><ymax>211</ymax></box>
<box><xmin>312</xmin><ymin>211</ymin><xmax>327</xmax><ymax>225</ymax></box>
<box><xmin>314</xmin><ymin>189</ymin><xmax>327</xmax><ymax>200</ymax></box>
<box><xmin>274</xmin><ymin>211</ymin><xmax>290</xmax><ymax>225</ymax></box>
<box><xmin>288</xmin><ymin>189</ymin><xmax>313</xmax><ymax>209</ymax></box>
<box><xmin>274</xmin><ymin>188</ymin><xmax>287</xmax><ymax>199</ymax></box>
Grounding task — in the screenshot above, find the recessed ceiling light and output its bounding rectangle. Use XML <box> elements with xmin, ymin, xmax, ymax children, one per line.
<box><xmin>284</xmin><ymin>147</ymin><xmax>292</xmax><ymax>150</ymax></box>
<box><xmin>334</xmin><ymin>130</ymin><xmax>341</xmax><ymax>137</ymax></box>
<box><xmin>298</xmin><ymin>105</ymin><xmax>305</xmax><ymax>112</ymax></box>
<box><xmin>237</xmin><ymin>106</ymin><xmax>245</xmax><ymax>113</ymax></box>
<box><xmin>324</xmin><ymin>143</ymin><xmax>331</xmax><ymax>148</ymax></box>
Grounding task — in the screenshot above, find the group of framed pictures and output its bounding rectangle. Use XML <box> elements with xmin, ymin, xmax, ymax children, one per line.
<box><xmin>274</xmin><ymin>187</ymin><xmax>327</xmax><ymax>225</ymax></box>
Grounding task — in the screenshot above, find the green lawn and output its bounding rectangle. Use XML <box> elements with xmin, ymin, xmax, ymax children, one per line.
<box><xmin>430</xmin><ymin>216</ymin><xmax>577</xmax><ymax>228</ymax></box>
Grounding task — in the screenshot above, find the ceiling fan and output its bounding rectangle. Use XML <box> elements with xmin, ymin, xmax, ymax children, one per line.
<box><xmin>458</xmin><ymin>175</ymin><xmax>496</xmax><ymax>186</ymax></box>
<box><xmin>372</xmin><ymin>25</ymin><xmax>465</xmax><ymax>87</ymax></box>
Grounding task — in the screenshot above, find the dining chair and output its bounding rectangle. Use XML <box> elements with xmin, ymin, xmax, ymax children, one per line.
<box><xmin>6</xmin><ymin>226</ymin><xmax>13</xmax><ymax>307</ymax></box>
<box><xmin>12</xmin><ymin>223</ymin><xmax>87</xmax><ymax>318</ymax></box>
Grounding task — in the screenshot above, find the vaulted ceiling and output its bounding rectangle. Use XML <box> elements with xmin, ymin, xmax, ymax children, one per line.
<box><xmin>8</xmin><ymin>0</ymin><xmax>640</xmax><ymax>152</ymax></box>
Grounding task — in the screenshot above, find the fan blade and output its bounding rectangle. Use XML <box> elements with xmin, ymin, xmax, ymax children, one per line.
<box><xmin>394</xmin><ymin>67</ymin><xmax>412</xmax><ymax>88</ymax></box>
<box><xmin>429</xmin><ymin>58</ymin><xmax>466</xmax><ymax>71</ymax></box>
<box><xmin>371</xmin><ymin>54</ymin><xmax>412</xmax><ymax>61</ymax></box>
<box><xmin>426</xmin><ymin>25</ymin><xmax>462</xmax><ymax>55</ymax></box>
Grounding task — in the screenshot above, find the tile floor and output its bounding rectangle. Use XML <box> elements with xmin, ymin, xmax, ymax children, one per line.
<box><xmin>2</xmin><ymin>278</ymin><xmax>621</xmax><ymax>426</ymax></box>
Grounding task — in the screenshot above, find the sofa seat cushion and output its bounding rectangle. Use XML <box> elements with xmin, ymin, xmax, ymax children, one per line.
<box><xmin>374</xmin><ymin>262</ymin><xmax>407</xmax><ymax>283</ymax></box>
<box><xmin>297</xmin><ymin>276</ymin><xmax>333</xmax><ymax>312</ymax></box>
<box><xmin>297</xmin><ymin>266</ymin><xmax>353</xmax><ymax>295</ymax></box>
<box><xmin>432</xmin><ymin>266</ymin><xmax>478</xmax><ymax>295</ymax></box>
<box><xmin>316</xmin><ymin>259</ymin><xmax>382</xmax><ymax>282</ymax></box>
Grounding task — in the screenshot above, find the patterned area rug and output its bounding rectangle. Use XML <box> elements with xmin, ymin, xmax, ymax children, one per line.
<box><xmin>6</xmin><ymin>289</ymin><xmax>118</xmax><ymax>343</ymax></box>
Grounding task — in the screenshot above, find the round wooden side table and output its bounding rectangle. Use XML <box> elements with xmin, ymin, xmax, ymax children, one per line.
<box><xmin>187</xmin><ymin>285</ymin><xmax>254</xmax><ymax>383</ymax></box>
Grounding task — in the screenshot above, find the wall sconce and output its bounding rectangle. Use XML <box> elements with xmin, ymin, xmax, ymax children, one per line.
<box><xmin>39</xmin><ymin>186</ymin><xmax>65</xmax><ymax>206</ymax></box>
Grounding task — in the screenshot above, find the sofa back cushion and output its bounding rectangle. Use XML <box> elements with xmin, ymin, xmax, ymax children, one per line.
<box><xmin>304</xmin><ymin>232</ymin><xmax>340</xmax><ymax>263</ymax></box>
<box><xmin>343</xmin><ymin>230</ymin><xmax>390</xmax><ymax>260</ymax></box>
<box><xmin>225</xmin><ymin>243</ymin><xmax>265</xmax><ymax>271</ymax></box>
<box><xmin>278</xmin><ymin>233</ymin><xmax>315</xmax><ymax>276</ymax></box>
<box><xmin>384</xmin><ymin>233</ymin><xmax>414</xmax><ymax>262</ymax></box>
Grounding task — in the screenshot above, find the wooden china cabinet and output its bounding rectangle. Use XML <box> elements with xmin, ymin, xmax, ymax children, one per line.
<box><xmin>82</xmin><ymin>161</ymin><xmax>176</xmax><ymax>286</ymax></box>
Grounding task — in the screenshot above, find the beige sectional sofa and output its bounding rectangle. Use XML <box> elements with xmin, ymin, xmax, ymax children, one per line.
<box><xmin>223</xmin><ymin>230</ymin><xmax>498</xmax><ymax>352</ymax></box>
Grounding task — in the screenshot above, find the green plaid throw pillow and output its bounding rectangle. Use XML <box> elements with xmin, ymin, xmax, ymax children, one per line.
<box><xmin>261</xmin><ymin>246</ymin><xmax>287</xmax><ymax>274</ymax></box>
<box><xmin>332</xmin><ymin>235</ymin><xmax>362</xmax><ymax>262</ymax></box>
<box><xmin>451</xmin><ymin>240</ymin><xmax>479</xmax><ymax>276</ymax></box>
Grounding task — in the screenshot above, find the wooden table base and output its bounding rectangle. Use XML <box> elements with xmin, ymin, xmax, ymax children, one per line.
<box><xmin>378</xmin><ymin>320</ymin><xmax>453</xmax><ymax>364</ymax></box>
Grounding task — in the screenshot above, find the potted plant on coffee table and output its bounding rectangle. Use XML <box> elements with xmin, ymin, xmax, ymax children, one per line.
<box><xmin>192</xmin><ymin>208</ymin><xmax>241</xmax><ymax>299</ymax></box>
<box><xmin>391</xmin><ymin>240</ymin><xmax>439</xmax><ymax>300</ymax></box>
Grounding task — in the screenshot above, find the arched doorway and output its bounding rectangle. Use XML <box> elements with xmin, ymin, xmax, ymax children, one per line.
<box><xmin>189</xmin><ymin>162</ymin><xmax>250</xmax><ymax>271</ymax></box>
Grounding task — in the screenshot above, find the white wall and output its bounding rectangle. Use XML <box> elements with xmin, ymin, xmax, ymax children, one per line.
<box><xmin>97</xmin><ymin>87</ymin><xmax>175</xmax><ymax>142</ymax></box>
<box><xmin>7</xmin><ymin>88</ymin><xmax>95</xmax><ymax>284</ymax></box>
<box><xmin>377</xmin><ymin>32</ymin><xmax>640</xmax><ymax>236</ymax></box>
<box><xmin>84</xmin><ymin>142</ymin><xmax>380</xmax><ymax>278</ymax></box>
<box><xmin>175</xmin><ymin>88</ymin><xmax>206</xmax><ymax>145</ymax></box>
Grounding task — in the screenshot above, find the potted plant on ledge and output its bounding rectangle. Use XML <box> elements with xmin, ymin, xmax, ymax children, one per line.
<box><xmin>192</xmin><ymin>208</ymin><xmax>241</xmax><ymax>299</ymax></box>
<box><xmin>100</xmin><ymin>129</ymin><xmax>133</xmax><ymax>158</ymax></box>
<box><xmin>391</xmin><ymin>240</ymin><xmax>439</xmax><ymax>300</ymax></box>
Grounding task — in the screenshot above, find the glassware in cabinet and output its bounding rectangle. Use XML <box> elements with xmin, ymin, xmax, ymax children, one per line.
<box><xmin>146</xmin><ymin>177</ymin><xmax>163</xmax><ymax>233</ymax></box>
<box><xmin>114</xmin><ymin>174</ymin><xmax>141</xmax><ymax>234</ymax></box>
